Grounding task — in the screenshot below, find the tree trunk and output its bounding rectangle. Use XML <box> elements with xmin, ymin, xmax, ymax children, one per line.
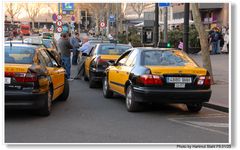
<box><xmin>191</xmin><ymin>3</ymin><xmax>214</xmax><ymax>84</ymax></box>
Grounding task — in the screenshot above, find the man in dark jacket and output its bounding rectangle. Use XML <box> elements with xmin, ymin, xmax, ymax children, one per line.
<box><xmin>57</xmin><ymin>33</ymin><xmax>73</xmax><ymax>80</ymax></box>
<box><xmin>70</xmin><ymin>32</ymin><xmax>81</xmax><ymax>65</ymax></box>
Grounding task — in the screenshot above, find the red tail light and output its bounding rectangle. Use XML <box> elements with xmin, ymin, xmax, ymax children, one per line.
<box><xmin>137</xmin><ymin>74</ymin><xmax>163</xmax><ymax>86</ymax></box>
<box><xmin>197</xmin><ymin>76</ymin><xmax>211</xmax><ymax>86</ymax></box>
<box><xmin>5</xmin><ymin>72</ymin><xmax>37</xmax><ymax>82</ymax></box>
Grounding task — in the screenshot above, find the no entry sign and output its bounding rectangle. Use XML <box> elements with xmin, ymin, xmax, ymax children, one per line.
<box><xmin>56</xmin><ymin>20</ymin><xmax>63</xmax><ymax>27</ymax></box>
<box><xmin>100</xmin><ymin>22</ymin><xmax>106</xmax><ymax>28</ymax></box>
<box><xmin>57</xmin><ymin>27</ymin><xmax>63</xmax><ymax>33</ymax></box>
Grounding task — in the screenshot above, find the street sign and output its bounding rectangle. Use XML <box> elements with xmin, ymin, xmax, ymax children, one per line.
<box><xmin>62</xmin><ymin>3</ymin><xmax>74</xmax><ymax>11</ymax></box>
<box><xmin>52</xmin><ymin>13</ymin><xmax>57</xmax><ymax>21</ymax></box>
<box><xmin>71</xmin><ymin>15</ymin><xmax>75</xmax><ymax>21</ymax></box>
<box><xmin>57</xmin><ymin>14</ymin><xmax>63</xmax><ymax>20</ymax></box>
<box><xmin>100</xmin><ymin>22</ymin><xmax>106</xmax><ymax>28</ymax></box>
<box><xmin>57</xmin><ymin>27</ymin><xmax>63</xmax><ymax>33</ymax></box>
<box><xmin>109</xmin><ymin>15</ymin><xmax>115</xmax><ymax>22</ymax></box>
<box><xmin>159</xmin><ymin>3</ymin><xmax>170</xmax><ymax>7</ymax></box>
<box><xmin>56</xmin><ymin>20</ymin><xmax>63</xmax><ymax>27</ymax></box>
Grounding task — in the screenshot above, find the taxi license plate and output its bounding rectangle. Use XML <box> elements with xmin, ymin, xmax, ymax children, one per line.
<box><xmin>174</xmin><ymin>83</ymin><xmax>185</xmax><ymax>88</ymax></box>
<box><xmin>5</xmin><ymin>77</ymin><xmax>11</xmax><ymax>84</ymax></box>
<box><xmin>166</xmin><ymin>77</ymin><xmax>192</xmax><ymax>83</ymax></box>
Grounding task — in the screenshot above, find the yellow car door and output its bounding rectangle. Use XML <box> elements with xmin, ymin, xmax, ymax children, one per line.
<box><xmin>39</xmin><ymin>50</ymin><xmax>64</xmax><ymax>100</ymax></box>
<box><xmin>85</xmin><ymin>46</ymin><xmax>96</xmax><ymax>78</ymax></box>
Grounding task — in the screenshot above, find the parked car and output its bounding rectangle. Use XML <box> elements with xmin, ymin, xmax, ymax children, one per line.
<box><xmin>84</xmin><ymin>43</ymin><xmax>132</xmax><ymax>88</ymax></box>
<box><xmin>5</xmin><ymin>41</ymin><xmax>69</xmax><ymax>116</ymax></box>
<box><xmin>103</xmin><ymin>47</ymin><xmax>212</xmax><ymax>112</ymax></box>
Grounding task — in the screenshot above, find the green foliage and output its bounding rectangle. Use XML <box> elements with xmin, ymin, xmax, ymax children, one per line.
<box><xmin>167</xmin><ymin>25</ymin><xmax>201</xmax><ymax>48</ymax></box>
<box><xmin>128</xmin><ymin>28</ymin><xmax>142</xmax><ymax>47</ymax></box>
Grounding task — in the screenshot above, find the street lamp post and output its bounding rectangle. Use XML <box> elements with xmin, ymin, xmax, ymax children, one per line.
<box><xmin>154</xmin><ymin>3</ymin><xmax>159</xmax><ymax>47</ymax></box>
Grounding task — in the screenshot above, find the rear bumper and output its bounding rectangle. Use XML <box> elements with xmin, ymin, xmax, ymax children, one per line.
<box><xmin>90</xmin><ymin>68</ymin><xmax>105</xmax><ymax>82</ymax></box>
<box><xmin>133</xmin><ymin>86</ymin><xmax>211</xmax><ymax>104</ymax></box>
<box><xmin>5</xmin><ymin>91</ymin><xmax>47</xmax><ymax>110</ymax></box>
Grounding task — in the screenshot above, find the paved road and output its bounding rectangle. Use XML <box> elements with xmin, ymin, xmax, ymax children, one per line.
<box><xmin>5</xmin><ymin>79</ymin><xmax>229</xmax><ymax>143</ymax></box>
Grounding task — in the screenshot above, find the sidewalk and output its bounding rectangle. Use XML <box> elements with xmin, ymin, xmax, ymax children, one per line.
<box><xmin>190</xmin><ymin>54</ymin><xmax>229</xmax><ymax>112</ymax></box>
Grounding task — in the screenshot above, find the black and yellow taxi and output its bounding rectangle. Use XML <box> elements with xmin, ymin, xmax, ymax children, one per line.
<box><xmin>84</xmin><ymin>43</ymin><xmax>132</xmax><ymax>88</ymax></box>
<box><xmin>103</xmin><ymin>47</ymin><xmax>212</xmax><ymax>112</ymax></box>
<box><xmin>5</xmin><ymin>39</ymin><xmax>69</xmax><ymax>116</ymax></box>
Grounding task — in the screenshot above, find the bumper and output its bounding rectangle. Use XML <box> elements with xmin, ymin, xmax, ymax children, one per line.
<box><xmin>5</xmin><ymin>91</ymin><xmax>47</xmax><ymax>110</ymax></box>
<box><xmin>133</xmin><ymin>86</ymin><xmax>211</xmax><ymax>104</ymax></box>
<box><xmin>90</xmin><ymin>68</ymin><xmax>105</xmax><ymax>82</ymax></box>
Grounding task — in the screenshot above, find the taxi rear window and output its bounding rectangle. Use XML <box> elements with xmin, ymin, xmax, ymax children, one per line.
<box><xmin>98</xmin><ymin>45</ymin><xmax>131</xmax><ymax>55</ymax></box>
<box><xmin>5</xmin><ymin>46</ymin><xmax>35</xmax><ymax>64</ymax></box>
<box><xmin>142</xmin><ymin>50</ymin><xmax>188</xmax><ymax>66</ymax></box>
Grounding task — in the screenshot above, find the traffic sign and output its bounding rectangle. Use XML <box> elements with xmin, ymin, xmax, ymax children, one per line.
<box><xmin>159</xmin><ymin>3</ymin><xmax>170</xmax><ymax>7</ymax></box>
<box><xmin>57</xmin><ymin>27</ymin><xmax>63</xmax><ymax>33</ymax></box>
<box><xmin>100</xmin><ymin>22</ymin><xmax>106</xmax><ymax>28</ymax></box>
<box><xmin>71</xmin><ymin>15</ymin><xmax>75</xmax><ymax>21</ymax></box>
<box><xmin>52</xmin><ymin>13</ymin><xmax>57</xmax><ymax>21</ymax></box>
<box><xmin>56</xmin><ymin>20</ymin><xmax>63</xmax><ymax>27</ymax></box>
<box><xmin>57</xmin><ymin>14</ymin><xmax>63</xmax><ymax>20</ymax></box>
<box><xmin>109</xmin><ymin>15</ymin><xmax>115</xmax><ymax>22</ymax></box>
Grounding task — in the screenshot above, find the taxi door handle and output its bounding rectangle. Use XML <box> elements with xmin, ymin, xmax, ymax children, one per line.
<box><xmin>126</xmin><ymin>72</ymin><xmax>129</xmax><ymax>75</ymax></box>
<box><xmin>116</xmin><ymin>70</ymin><xmax>119</xmax><ymax>73</ymax></box>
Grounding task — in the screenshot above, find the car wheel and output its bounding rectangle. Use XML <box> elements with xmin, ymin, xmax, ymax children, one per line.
<box><xmin>38</xmin><ymin>88</ymin><xmax>52</xmax><ymax>116</ymax></box>
<box><xmin>103</xmin><ymin>76</ymin><xmax>113</xmax><ymax>98</ymax></box>
<box><xmin>187</xmin><ymin>103</ymin><xmax>203</xmax><ymax>113</ymax></box>
<box><xmin>89</xmin><ymin>72</ymin><xmax>96</xmax><ymax>88</ymax></box>
<box><xmin>57</xmin><ymin>78</ymin><xmax>69</xmax><ymax>101</ymax></box>
<box><xmin>126</xmin><ymin>85</ymin><xmax>142</xmax><ymax>112</ymax></box>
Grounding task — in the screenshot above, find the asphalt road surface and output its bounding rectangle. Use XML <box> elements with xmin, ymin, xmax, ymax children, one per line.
<box><xmin>5</xmin><ymin>78</ymin><xmax>229</xmax><ymax>143</ymax></box>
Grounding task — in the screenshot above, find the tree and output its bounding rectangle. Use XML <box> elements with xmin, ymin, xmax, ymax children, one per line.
<box><xmin>191</xmin><ymin>3</ymin><xmax>214</xmax><ymax>83</ymax></box>
<box><xmin>5</xmin><ymin>3</ymin><xmax>22</xmax><ymax>23</ymax></box>
<box><xmin>24</xmin><ymin>3</ymin><xmax>42</xmax><ymax>29</ymax></box>
<box><xmin>129</xmin><ymin>3</ymin><xmax>149</xmax><ymax>18</ymax></box>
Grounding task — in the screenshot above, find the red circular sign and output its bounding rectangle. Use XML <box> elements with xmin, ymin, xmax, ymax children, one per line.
<box><xmin>56</xmin><ymin>20</ymin><xmax>63</xmax><ymax>27</ymax></box>
<box><xmin>100</xmin><ymin>22</ymin><xmax>106</xmax><ymax>28</ymax></box>
<box><xmin>57</xmin><ymin>27</ymin><xmax>63</xmax><ymax>33</ymax></box>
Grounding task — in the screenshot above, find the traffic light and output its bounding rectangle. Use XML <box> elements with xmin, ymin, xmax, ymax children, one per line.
<box><xmin>158</xmin><ymin>42</ymin><xmax>172</xmax><ymax>48</ymax></box>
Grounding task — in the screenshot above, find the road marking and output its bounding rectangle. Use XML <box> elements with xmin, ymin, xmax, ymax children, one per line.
<box><xmin>185</xmin><ymin>121</ymin><xmax>228</xmax><ymax>128</ymax></box>
<box><xmin>169</xmin><ymin>118</ymin><xmax>228</xmax><ymax>136</ymax></box>
<box><xmin>169</xmin><ymin>113</ymin><xmax>228</xmax><ymax>120</ymax></box>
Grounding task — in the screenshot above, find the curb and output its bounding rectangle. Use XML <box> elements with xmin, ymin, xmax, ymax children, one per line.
<box><xmin>203</xmin><ymin>102</ymin><xmax>229</xmax><ymax>113</ymax></box>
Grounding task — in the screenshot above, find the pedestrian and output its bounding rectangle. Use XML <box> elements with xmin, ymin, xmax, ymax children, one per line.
<box><xmin>57</xmin><ymin>33</ymin><xmax>73</xmax><ymax>80</ymax></box>
<box><xmin>74</xmin><ymin>36</ymin><xmax>92</xmax><ymax>79</ymax></box>
<box><xmin>178</xmin><ymin>38</ymin><xmax>184</xmax><ymax>50</ymax></box>
<box><xmin>221</xmin><ymin>30</ymin><xmax>229</xmax><ymax>53</ymax></box>
<box><xmin>108</xmin><ymin>33</ymin><xmax>114</xmax><ymax>43</ymax></box>
<box><xmin>210</xmin><ymin>27</ymin><xmax>220</xmax><ymax>55</ymax></box>
<box><xmin>70</xmin><ymin>32</ymin><xmax>81</xmax><ymax>65</ymax></box>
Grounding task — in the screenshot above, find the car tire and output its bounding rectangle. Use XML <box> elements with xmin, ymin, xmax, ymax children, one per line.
<box><xmin>125</xmin><ymin>85</ymin><xmax>142</xmax><ymax>112</ymax></box>
<box><xmin>38</xmin><ymin>88</ymin><xmax>52</xmax><ymax>116</ymax></box>
<box><xmin>103</xmin><ymin>76</ymin><xmax>113</xmax><ymax>98</ymax></box>
<box><xmin>89</xmin><ymin>72</ymin><xmax>96</xmax><ymax>88</ymax></box>
<box><xmin>187</xmin><ymin>103</ymin><xmax>203</xmax><ymax>113</ymax></box>
<box><xmin>57</xmin><ymin>78</ymin><xmax>69</xmax><ymax>101</ymax></box>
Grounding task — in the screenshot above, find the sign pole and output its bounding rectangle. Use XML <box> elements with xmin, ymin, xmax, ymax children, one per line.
<box><xmin>154</xmin><ymin>3</ymin><xmax>159</xmax><ymax>47</ymax></box>
<box><xmin>163</xmin><ymin>6</ymin><xmax>168</xmax><ymax>43</ymax></box>
<box><xmin>183</xmin><ymin>3</ymin><xmax>189</xmax><ymax>53</ymax></box>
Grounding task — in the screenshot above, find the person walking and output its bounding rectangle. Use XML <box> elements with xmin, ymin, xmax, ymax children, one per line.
<box><xmin>221</xmin><ymin>30</ymin><xmax>229</xmax><ymax>53</ymax></box>
<box><xmin>57</xmin><ymin>33</ymin><xmax>73</xmax><ymax>80</ymax></box>
<box><xmin>74</xmin><ymin>36</ymin><xmax>92</xmax><ymax>79</ymax></box>
<box><xmin>210</xmin><ymin>27</ymin><xmax>220</xmax><ymax>55</ymax></box>
<box><xmin>70</xmin><ymin>32</ymin><xmax>81</xmax><ymax>65</ymax></box>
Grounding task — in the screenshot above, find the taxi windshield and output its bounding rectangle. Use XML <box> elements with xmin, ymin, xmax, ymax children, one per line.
<box><xmin>142</xmin><ymin>50</ymin><xmax>188</xmax><ymax>66</ymax></box>
<box><xmin>98</xmin><ymin>45</ymin><xmax>131</xmax><ymax>55</ymax></box>
<box><xmin>5</xmin><ymin>46</ymin><xmax>35</xmax><ymax>64</ymax></box>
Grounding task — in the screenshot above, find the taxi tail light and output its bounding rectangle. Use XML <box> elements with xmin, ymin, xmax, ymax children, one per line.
<box><xmin>5</xmin><ymin>72</ymin><xmax>37</xmax><ymax>82</ymax></box>
<box><xmin>95</xmin><ymin>56</ymin><xmax>108</xmax><ymax>68</ymax></box>
<box><xmin>137</xmin><ymin>74</ymin><xmax>163</xmax><ymax>86</ymax></box>
<box><xmin>197</xmin><ymin>75</ymin><xmax>211</xmax><ymax>86</ymax></box>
